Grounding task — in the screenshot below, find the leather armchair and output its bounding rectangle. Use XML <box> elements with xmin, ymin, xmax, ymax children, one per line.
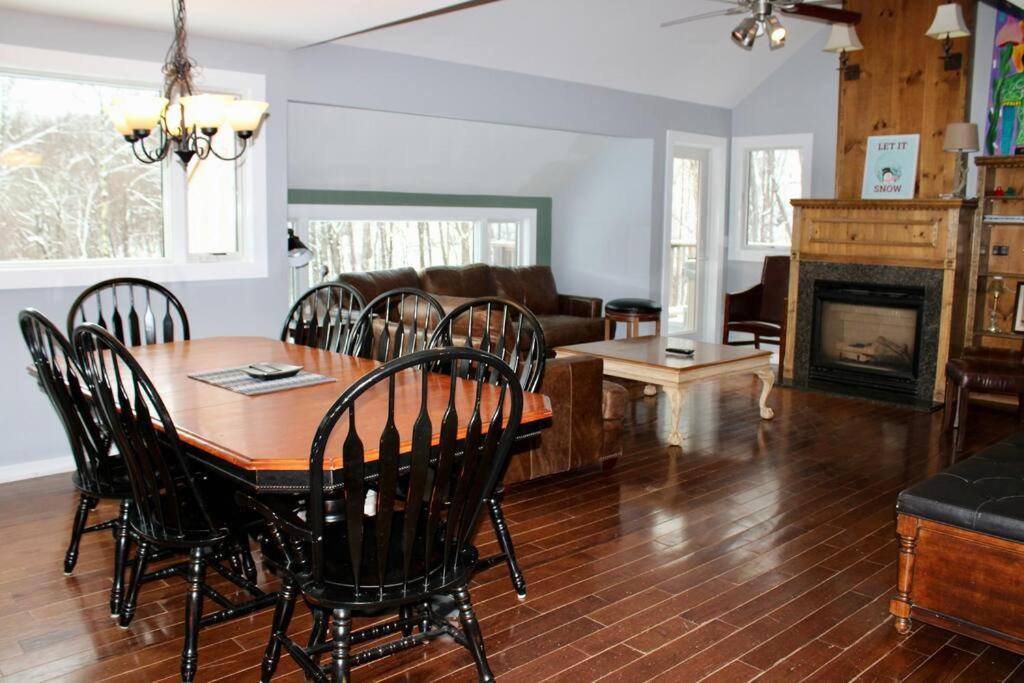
<box><xmin>945</xmin><ymin>344</ymin><xmax>1024</xmax><ymax>452</ymax></box>
<box><xmin>722</xmin><ymin>255</ymin><xmax>790</xmax><ymax>377</ymax></box>
<box><xmin>558</xmin><ymin>294</ymin><xmax>603</xmax><ymax>319</ymax></box>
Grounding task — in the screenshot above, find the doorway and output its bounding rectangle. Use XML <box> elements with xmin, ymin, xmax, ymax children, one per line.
<box><xmin>661</xmin><ymin>132</ymin><xmax>727</xmax><ymax>342</ymax></box>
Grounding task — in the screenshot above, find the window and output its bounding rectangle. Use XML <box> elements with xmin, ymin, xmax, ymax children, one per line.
<box><xmin>0</xmin><ymin>44</ymin><xmax>267</xmax><ymax>288</ymax></box>
<box><xmin>729</xmin><ymin>134</ymin><xmax>812</xmax><ymax>261</ymax></box>
<box><xmin>289</xmin><ymin>205</ymin><xmax>536</xmax><ymax>286</ymax></box>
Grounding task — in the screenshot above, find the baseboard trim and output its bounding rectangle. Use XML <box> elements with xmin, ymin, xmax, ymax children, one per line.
<box><xmin>0</xmin><ymin>456</ymin><xmax>74</xmax><ymax>484</ymax></box>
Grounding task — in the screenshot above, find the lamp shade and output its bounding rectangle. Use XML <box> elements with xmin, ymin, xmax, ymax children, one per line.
<box><xmin>823</xmin><ymin>23</ymin><xmax>863</xmax><ymax>53</ymax></box>
<box><xmin>226</xmin><ymin>100</ymin><xmax>269</xmax><ymax>133</ymax></box>
<box><xmin>287</xmin><ymin>229</ymin><xmax>314</xmax><ymax>267</ymax></box>
<box><xmin>117</xmin><ymin>96</ymin><xmax>168</xmax><ymax>132</ymax></box>
<box><xmin>943</xmin><ymin>122</ymin><xmax>979</xmax><ymax>152</ymax></box>
<box><xmin>927</xmin><ymin>3</ymin><xmax>970</xmax><ymax>40</ymax></box>
<box><xmin>180</xmin><ymin>94</ymin><xmax>234</xmax><ymax>130</ymax></box>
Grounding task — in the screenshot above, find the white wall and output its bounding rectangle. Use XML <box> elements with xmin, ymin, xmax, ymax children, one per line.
<box><xmin>552</xmin><ymin>139</ymin><xmax>655</xmax><ymax>302</ymax></box>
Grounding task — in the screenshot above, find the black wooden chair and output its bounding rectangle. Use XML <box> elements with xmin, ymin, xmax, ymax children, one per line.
<box><xmin>281</xmin><ymin>283</ymin><xmax>365</xmax><ymax>353</ymax></box>
<box><xmin>428</xmin><ymin>297</ymin><xmax>546</xmax><ymax>599</ymax></box>
<box><xmin>73</xmin><ymin>323</ymin><xmax>275</xmax><ymax>682</ymax></box>
<box><xmin>240</xmin><ymin>347</ymin><xmax>523</xmax><ymax>682</ymax></box>
<box><xmin>19</xmin><ymin>309</ymin><xmax>133</xmax><ymax>617</ymax></box>
<box><xmin>345</xmin><ymin>288</ymin><xmax>445</xmax><ymax>363</ymax></box>
<box><xmin>67</xmin><ymin>277</ymin><xmax>190</xmax><ymax>345</ymax></box>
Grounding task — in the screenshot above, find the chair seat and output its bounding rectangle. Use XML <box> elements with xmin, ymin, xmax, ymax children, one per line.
<box><xmin>261</xmin><ymin>513</ymin><xmax>478</xmax><ymax>608</ymax></box>
<box><xmin>946</xmin><ymin>358</ymin><xmax>1024</xmax><ymax>394</ymax></box>
<box><xmin>72</xmin><ymin>467</ymin><xmax>132</xmax><ymax>499</ymax></box>
<box><xmin>725</xmin><ymin>320</ymin><xmax>782</xmax><ymax>337</ymax></box>
<box><xmin>897</xmin><ymin>433</ymin><xmax>1024</xmax><ymax>543</ymax></box>
<box><xmin>605</xmin><ymin>298</ymin><xmax>662</xmax><ymax>314</ymax></box>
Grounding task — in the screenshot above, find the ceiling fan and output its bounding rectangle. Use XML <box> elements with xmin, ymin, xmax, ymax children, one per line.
<box><xmin>661</xmin><ymin>0</ymin><xmax>862</xmax><ymax>51</ymax></box>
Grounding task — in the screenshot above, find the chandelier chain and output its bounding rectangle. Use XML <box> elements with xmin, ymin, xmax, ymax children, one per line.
<box><xmin>163</xmin><ymin>0</ymin><xmax>196</xmax><ymax>100</ymax></box>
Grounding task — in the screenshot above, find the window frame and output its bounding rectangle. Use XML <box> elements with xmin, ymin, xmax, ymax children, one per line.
<box><xmin>728</xmin><ymin>133</ymin><xmax>812</xmax><ymax>262</ymax></box>
<box><xmin>288</xmin><ymin>204</ymin><xmax>538</xmax><ymax>278</ymax></box>
<box><xmin>0</xmin><ymin>43</ymin><xmax>268</xmax><ymax>290</ymax></box>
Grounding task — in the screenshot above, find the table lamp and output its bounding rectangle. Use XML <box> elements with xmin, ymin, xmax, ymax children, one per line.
<box><xmin>943</xmin><ymin>122</ymin><xmax>979</xmax><ymax>199</ymax></box>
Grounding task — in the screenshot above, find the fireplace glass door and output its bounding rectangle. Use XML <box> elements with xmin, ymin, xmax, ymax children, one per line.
<box><xmin>817</xmin><ymin>301</ymin><xmax>918</xmax><ymax>377</ymax></box>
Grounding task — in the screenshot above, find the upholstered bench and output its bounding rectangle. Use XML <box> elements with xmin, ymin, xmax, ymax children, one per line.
<box><xmin>890</xmin><ymin>432</ymin><xmax>1024</xmax><ymax>653</ymax></box>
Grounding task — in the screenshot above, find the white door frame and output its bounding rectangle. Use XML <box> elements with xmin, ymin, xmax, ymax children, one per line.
<box><xmin>661</xmin><ymin>130</ymin><xmax>728</xmax><ymax>343</ymax></box>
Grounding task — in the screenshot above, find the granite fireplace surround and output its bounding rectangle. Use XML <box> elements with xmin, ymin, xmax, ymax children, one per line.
<box><xmin>791</xmin><ymin>261</ymin><xmax>944</xmax><ymax>408</ymax></box>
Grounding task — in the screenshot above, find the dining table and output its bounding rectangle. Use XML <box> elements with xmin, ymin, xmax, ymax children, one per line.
<box><xmin>118</xmin><ymin>336</ymin><xmax>554</xmax><ymax>493</ymax></box>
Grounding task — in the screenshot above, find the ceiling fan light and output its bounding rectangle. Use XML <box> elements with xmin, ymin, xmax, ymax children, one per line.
<box><xmin>823</xmin><ymin>23</ymin><xmax>863</xmax><ymax>53</ymax></box>
<box><xmin>926</xmin><ymin>3</ymin><xmax>970</xmax><ymax>40</ymax></box>
<box><xmin>731</xmin><ymin>17</ymin><xmax>758</xmax><ymax>49</ymax></box>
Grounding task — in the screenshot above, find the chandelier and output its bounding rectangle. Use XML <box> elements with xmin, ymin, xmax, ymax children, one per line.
<box><xmin>106</xmin><ymin>0</ymin><xmax>269</xmax><ymax>166</ymax></box>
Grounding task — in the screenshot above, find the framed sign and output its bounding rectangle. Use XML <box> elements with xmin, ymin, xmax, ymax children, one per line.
<box><xmin>861</xmin><ymin>134</ymin><xmax>919</xmax><ymax>200</ymax></box>
<box><xmin>1014</xmin><ymin>281</ymin><xmax>1024</xmax><ymax>334</ymax></box>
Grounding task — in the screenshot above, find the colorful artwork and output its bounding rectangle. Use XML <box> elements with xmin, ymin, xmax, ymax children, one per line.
<box><xmin>861</xmin><ymin>134</ymin><xmax>919</xmax><ymax>200</ymax></box>
<box><xmin>985</xmin><ymin>6</ymin><xmax>1024</xmax><ymax>155</ymax></box>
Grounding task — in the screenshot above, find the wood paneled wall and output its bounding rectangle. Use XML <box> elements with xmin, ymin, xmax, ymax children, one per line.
<box><xmin>836</xmin><ymin>0</ymin><xmax>977</xmax><ymax>199</ymax></box>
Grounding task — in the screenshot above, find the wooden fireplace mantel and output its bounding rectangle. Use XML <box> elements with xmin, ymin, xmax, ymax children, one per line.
<box><xmin>784</xmin><ymin>199</ymin><xmax>977</xmax><ymax>404</ymax></box>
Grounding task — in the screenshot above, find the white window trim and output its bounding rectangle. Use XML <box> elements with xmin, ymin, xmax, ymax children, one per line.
<box><xmin>289</xmin><ymin>204</ymin><xmax>537</xmax><ymax>269</ymax></box>
<box><xmin>728</xmin><ymin>133</ymin><xmax>812</xmax><ymax>263</ymax></box>
<box><xmin>0</xmin><ymin>43</ymin><xmax>268</xmax><ymax>290</ymax></box>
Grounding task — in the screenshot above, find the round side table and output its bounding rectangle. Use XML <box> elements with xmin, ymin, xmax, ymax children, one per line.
<box><xmin>605</xmin><ymin>298</ymin><xmax>663</xmax><ymax>397</ymax></box>
<box><xmin>605</xmin><ymin>298</ymin><xmax>662</xmax><ymax>340</ymax></box>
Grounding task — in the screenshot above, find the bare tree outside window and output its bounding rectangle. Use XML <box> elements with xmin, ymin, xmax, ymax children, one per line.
<box><xmin>487</xmin><ymin>221</ymin><xmax>518</xmax><ymax>266</ymax></box>
<box><xmin>745</xmin><ymin>148</ymin><xmax>802</xmax><ymax>248</ymax></box>
<box><xmin>0</xmin><ymin>72</ymin><xmax>163</xmax><ymax>262</ymax></box>
<box><xmin>307</xmin><ymin>220</ymin><xmax>477</xmax><ymax>284</ymax></box>
<box><xmin>669</xmin><ymin>157</ymin><xmax>701</xmax><ymax>331</ymax></box>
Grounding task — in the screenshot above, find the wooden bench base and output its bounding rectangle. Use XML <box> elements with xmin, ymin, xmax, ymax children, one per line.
<box><xmin>891</xmin><ymin>513</ymin><xmax>1024</xmax><ymax>654</ymax></box>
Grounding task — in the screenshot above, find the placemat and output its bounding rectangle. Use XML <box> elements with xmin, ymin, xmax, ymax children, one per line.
<box><xmin>188</xmin><ymin>365</ymin><xmax>336</xmax><ymax>396</ymax></box>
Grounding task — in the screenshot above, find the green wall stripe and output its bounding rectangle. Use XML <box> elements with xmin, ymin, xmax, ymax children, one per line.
<box><xmin>287</xmin><ymin>189</ymin><xmax>552</xmax><ymax>266</ymax></box>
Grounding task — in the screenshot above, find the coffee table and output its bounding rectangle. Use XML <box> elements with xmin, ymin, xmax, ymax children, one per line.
<box><xmin>556</xmin><ymin>336</ymin><xmax>775</xmax><ymax>447</ymax></box>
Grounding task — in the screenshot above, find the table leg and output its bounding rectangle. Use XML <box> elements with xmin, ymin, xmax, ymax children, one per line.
<box><xmin>755</xmin><ymin>366</ymin><xmax>775</xmax><ymax>420</ymax></box>
<box><xmin>644</xmin><ymin>384</ymin><xmax>658</xmax><ymax>397</ymax></box>
<box><xmin>665</xmin><ymin>385</ymin><xmax>687</xmax><ymax>447</ymax></box>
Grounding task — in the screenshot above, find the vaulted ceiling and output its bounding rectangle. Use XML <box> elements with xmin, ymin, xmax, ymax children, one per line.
<box><xmin>0</xmin><ymin>0</ymin><xmax>829</xmax><ymax>108</ymax></box>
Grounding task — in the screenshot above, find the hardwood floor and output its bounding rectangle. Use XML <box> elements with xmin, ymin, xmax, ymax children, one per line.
<box><xmin>2</xmin><ymin>377</ymin><xmax>1022</xmax><ymax>682</ymax></box>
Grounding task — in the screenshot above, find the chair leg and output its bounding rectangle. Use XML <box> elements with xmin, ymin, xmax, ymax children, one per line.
<box><xmin>238</xmin><ymin>536</ymin><xmax>258</xmax><ymax>583</ymax></box>
<box><xmin>119</xmin><ymin>541</ymin><xmax>150</xmax><ymax>627</ymax></box>
<box><xmin>942</xmin><ymin>380</ymin><xmax>957</xmax><ymax>432</ymax></box>
<box><xmin>109</xmin><ymin>499</ymin><xmax>131</xmax><ymax>616</ymax></box>
<box><xmin>181</xmin><ymin>547</ymin><xmax>207</xmax><ymax>683</ymax></box>
<box><xmin>399</xmin><ymin>605</ymin><xmax>414</xmax><ymax>637</ymax></box>
<box><xmin>954</xmin><ymin>388</ymin><xmax>970</xmax><ymax>453</ymax></box>
<box><xmin>330</xmin><ymin>608</ymin><xmax>352</xmax><ymax>683</ymax></box>
<box><xmin>261</xmin><ymin>579</ymin><xmax>298</xmax><ymax>683</ymax></box>
<box><xmin>307</xmin><ymin>605</ymin><xmax>329</xmax><ymax>676</ymax></box>
<box><xmin>64</xmin><ymin>493</ymin><xmax>93</xmax><ymax>575</ymax></box>
<box><xmin>488</xmin><ymin>492</ymin><xmax>526</xmax><ymax>599</ymax></box>
<box><xmin>453</xmin><ymin>587</ymin><xmax>494</xmax><ymax>682</ymax></box>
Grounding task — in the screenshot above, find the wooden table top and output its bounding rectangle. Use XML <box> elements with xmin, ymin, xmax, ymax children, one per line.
<box><xmin>556</xmin><ymin>336</ymin><xmax>771</xmax><ymax>371</ymax></box>
<box><xmin>123</xmin><ymin>337</ymin><xmax>551</xmax><ymax>489</ymax></box>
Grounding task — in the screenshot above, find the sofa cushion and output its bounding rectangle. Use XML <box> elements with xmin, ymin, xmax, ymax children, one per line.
<box><xmin>491</xmin><ymin>266</ymin><xmax>560</xmax><ymax>316</ymax></box>
<box><xmin>536</xmin><ymin>314</ymin><xmax>605</xmax><ymax>350</ymax></box>
<box><xmin>336</xmin><ymin>267</ymin><xmax>420</xmax><ymax>304</ymax></box>
<box><xmin>896</xmin><ymin>432</ymin><xmax>1024</xmax><ymax>543</ymax></box>
<box><xmin>421</xmin><ymin>264</ymin><xmax>494</xmax><ymax>298</ymax></box>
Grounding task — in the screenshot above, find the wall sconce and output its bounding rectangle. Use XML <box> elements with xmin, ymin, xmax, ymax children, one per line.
<box><xmin>926</xmin><ymin>3</ymin><xmax>971</xmax><ymax>71</ymax></box>
<box><xmin>943</xmin><ymin>122</ymin><xmax>979</xmax><ymax>199</ymax></box>
<box><xmin>823</xmin><ymin>23</ymin><xmax>863</xmax><ymax>81</ymax></box>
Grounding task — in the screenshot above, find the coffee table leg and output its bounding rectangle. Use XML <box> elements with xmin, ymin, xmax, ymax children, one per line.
<box><xmin>755</xmin><ymin>367</ymin><xmax>775</xmax><ymax>420</ymax></box>
<box><xmin>666</xmin><ymin>385</ymin><xmax>687</xmax><ymax>447</ymax></box>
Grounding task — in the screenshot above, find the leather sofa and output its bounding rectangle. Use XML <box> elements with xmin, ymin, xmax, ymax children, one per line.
<box><xmin>336</xmin><ymin>264</ymin><xmax>616</xmax><ymax>483</ymax></box>
<box><xmin>336</xmin><ymin>264</ymin><xmax>605</xmax><ymax>350</ymax></box>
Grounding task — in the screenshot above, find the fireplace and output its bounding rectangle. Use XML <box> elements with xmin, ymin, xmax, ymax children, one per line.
<box><xmin>809</xmin><ymin>281</ymin><xmax>924</xmax><ymax>399</ymax></box>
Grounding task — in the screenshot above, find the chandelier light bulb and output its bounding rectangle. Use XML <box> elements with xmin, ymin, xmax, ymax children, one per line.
<box><xmin>106</xmin><ymin>101</ymin><xmax>135</xmax><ymax>137</ymax></box>
<box><xmin>164</xmin><ymin>101</ymin><xmax>184</xmax><ymax>137</ymax></box>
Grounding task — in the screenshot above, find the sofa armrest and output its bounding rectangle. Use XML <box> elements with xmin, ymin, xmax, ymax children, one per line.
<box><xmin>961</xmin><ymin>346</ymin><xmax>1024</xmax><ymax>364</ymax></box>
<box><xmin>558</xmin><ymin>294</ymin><xmax>603</xmax><ymax>318</ymax></box>
<box><xmin>724</xmin><ymin>284</ymin><xmax>763</xmax><ymax>323</ymax></box>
